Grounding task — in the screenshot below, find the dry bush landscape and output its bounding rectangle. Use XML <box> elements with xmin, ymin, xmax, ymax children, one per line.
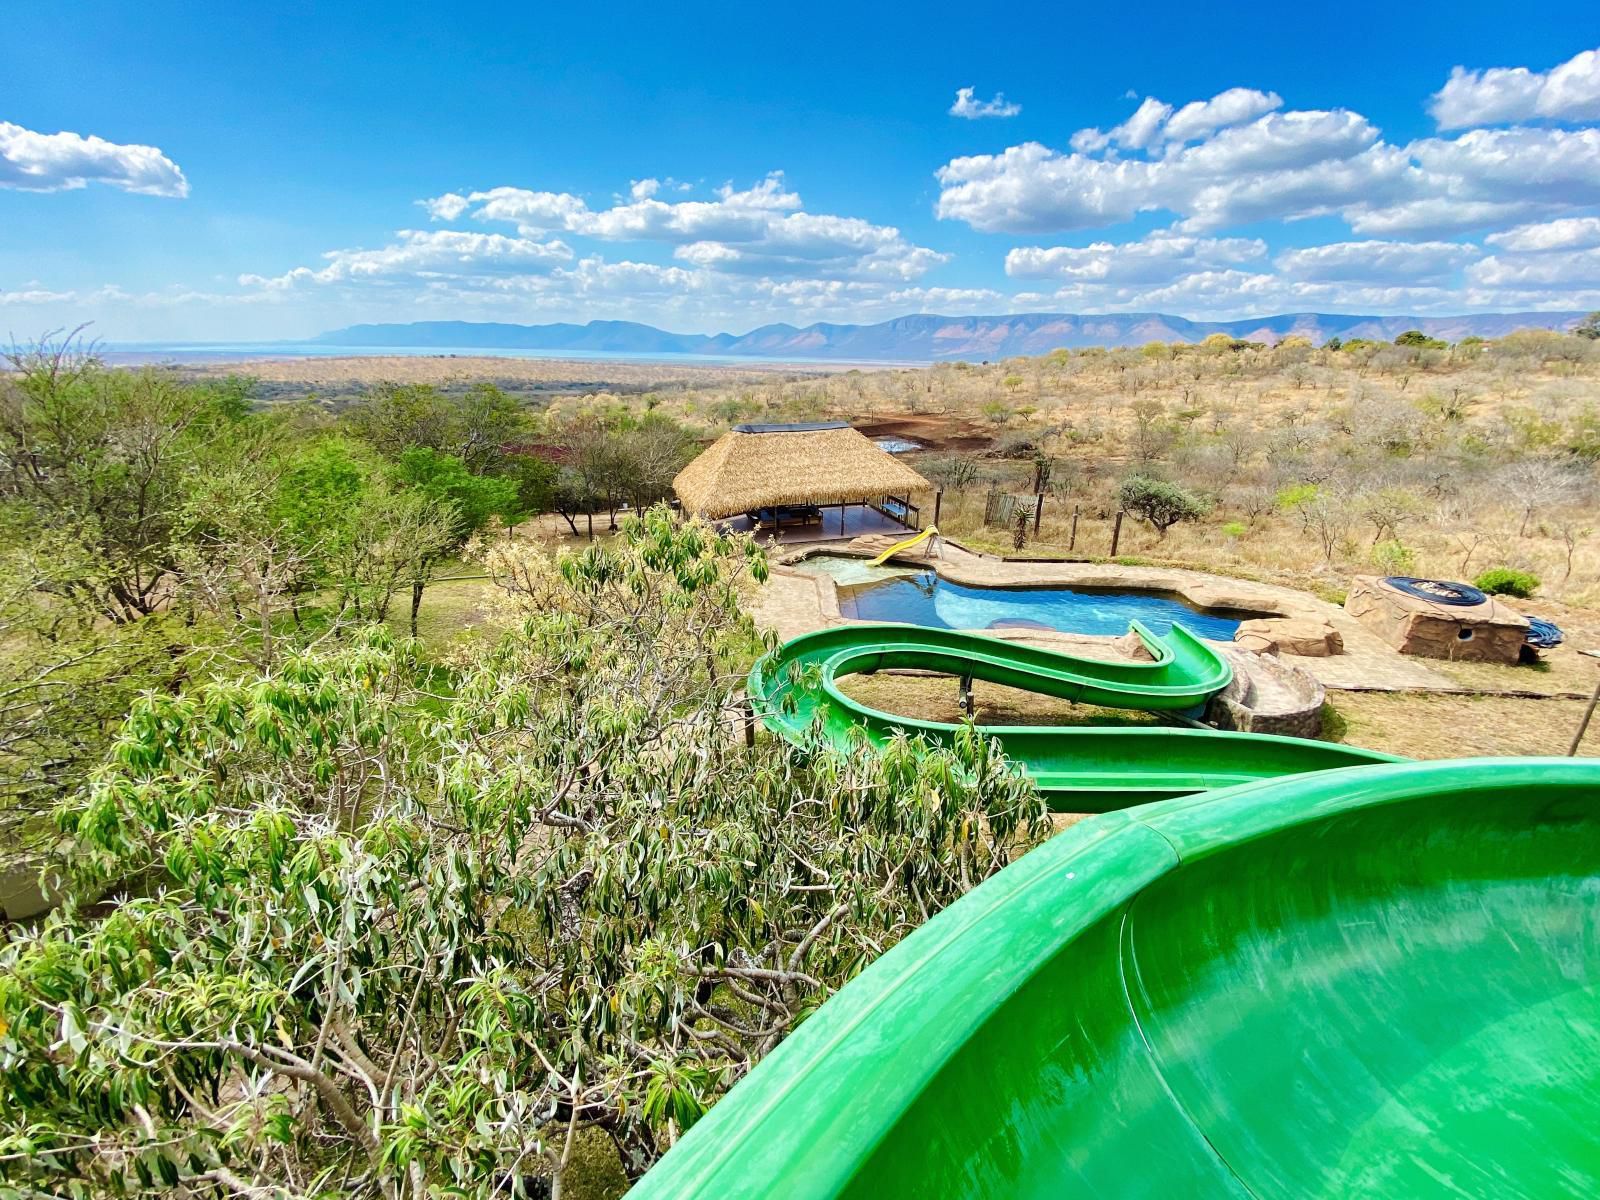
<box><xmin>693</xmin><ymin>334</ymin><xmax>1599</xmax><ymax>609</ymax></box>
<box><xmin>207</xmin><ymin>329</ymin><xmax>1600</xmax><ymax>613</ymax></box>
<box><xmin>180</xmin><ymin>329</ymin><xmax>1600</xmax><ymax>761</ymax></box>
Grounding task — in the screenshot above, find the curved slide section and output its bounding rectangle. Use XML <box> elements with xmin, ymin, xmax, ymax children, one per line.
<box><xmin>748</xmin><ymin>622</ymin><xmax>1397</xmax><ymax>809</ymax></box>
<box><xmin>631</xmin><ymin>757</ymin><xmax>1600</xmax><ymax>1198</ymax></box>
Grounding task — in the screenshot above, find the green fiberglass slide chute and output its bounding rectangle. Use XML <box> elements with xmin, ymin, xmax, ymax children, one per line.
<box><xmin>746</xmin><ymin>621</ymin><xmax>1397</xmax><ymax>809</ymax></box>
<box><xmin>632</xmin><ymin>756</ymin><xmax>1600</xmax><ymax>1198</ymax></box>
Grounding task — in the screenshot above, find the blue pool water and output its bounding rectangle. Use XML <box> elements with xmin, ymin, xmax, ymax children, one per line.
<box><xmin>837</xmin><ymin>571</ymin><xmax>1255</xmax><ymax>639</ymax></box>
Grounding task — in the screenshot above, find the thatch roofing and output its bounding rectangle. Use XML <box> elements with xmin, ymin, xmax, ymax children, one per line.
<box><xmin>673</xmin><ymin>422</ymin><xmax>933</xmax><ymax>519</ymax></box>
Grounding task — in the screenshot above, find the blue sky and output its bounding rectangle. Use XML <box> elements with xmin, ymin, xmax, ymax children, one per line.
<box><xmin>4</xmin><ymin>2</ymin><xmax>1600</xmax><ymax>340</ymax></box>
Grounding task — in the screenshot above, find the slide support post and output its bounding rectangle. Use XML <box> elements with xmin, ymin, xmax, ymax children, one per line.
<box><xmin>1570</xmin><ymin>653</ymin><xmax>1600</xmax><ymax>755</ymax></box>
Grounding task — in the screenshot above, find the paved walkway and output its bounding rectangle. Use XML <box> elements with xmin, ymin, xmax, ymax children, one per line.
<box><xmin>749</xmin><ymin>540</ymin><xmax>1459</xmax><ymax>693</ymax></box>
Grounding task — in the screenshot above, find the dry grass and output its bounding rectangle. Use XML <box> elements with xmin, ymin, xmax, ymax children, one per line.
<box><xmin>398</xmin><ymin>515</ymin><xmax>625</xmax><ymax>655</ymax></box>
<box><xmin>840</xmin><ymin>665</ymin><xmax>1600</xmax><ymax>764</ymax></box>
<box><xmin>1330</xmin><ymin>692</ymin><xmax>1598</xmax><ymax>759</ymax></box>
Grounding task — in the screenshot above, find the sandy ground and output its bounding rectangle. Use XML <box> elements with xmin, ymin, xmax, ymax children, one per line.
<box><xmin>179</xmin><ymin>354</ymin><xmax>841</xmax><ymax>389</ymax></box>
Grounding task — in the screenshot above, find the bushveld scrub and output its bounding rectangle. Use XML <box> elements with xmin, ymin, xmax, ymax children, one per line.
<box><xmin>186</xmin><ymin>330</ymin><xmax>1600</xmax><ymax>608</ymax></box>
<box><xmin>690</xmin><ymin>333</ymin><xmax>1598</xmax><ymax>605</ymax></box>
<box><xmin>1</xmin><ymin>509</ymin><xmax>1047</xmax><ymax>1197</ymax></box>
<box><xmin>1474</xmin><ymin>567</ymin><xmax>1540</xmax><ymax>598</ymax></box>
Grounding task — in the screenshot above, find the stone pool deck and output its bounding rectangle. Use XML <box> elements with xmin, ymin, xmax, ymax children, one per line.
<box><xmin>749</xmin><ymin>543</ymin><xmax>1460</xmax><ymax>694</ymax></box>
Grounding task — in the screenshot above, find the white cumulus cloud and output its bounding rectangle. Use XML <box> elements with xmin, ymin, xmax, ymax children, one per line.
<box><xmin>1469</xmin><ymin>247</ymin><xmax>1600</xmax><ymax>289</ymax></box>
<box><xmin>416</xmin><ymin>172</ymin><xmax>943</xmax><ymax>282</ymax></box>
<box><xmin>1108</xmin><ymin>98</ymin><xmax>1173</xmax><ymax>150</ymax></box>
<box><xmin>235</xmin><ymin>172</ymin><xmax>953</xmax><ymax>329</ymax></box>
<box><xmin>949</xmin><ymin>87</ymin><xmax>1021</xmax><ymax>119</ymax></box>
<box><xmin>240</xmin><ymin>230</ymin><xmax>574</xmax><ymax>289</ymax></box>
<box><xmin>0</xmin><ymin>120</ymin><xmax>187</xmax><ymax>196</ymax></box>
<box><xmin>1068</xmin><ymin>87</ymin><xmax>1283</xmax><ymax>155</ymax></box>
<box><xmin>1274</xmin><ymin>239</ymin><xmax>1481</xmax><ymax>284</ymax></box>
<box><xmin>1161</xmin><ymin>88</ymin><xmax>1284</xmax><ymax>145</ymax></box>
<box><xmin>1430</xmin><ymin>47</ymin><xmax>1600</xmax><ymax>129</ymax></box>
<box><xmin>1005</xmin><ymin>233</ymin><xmax>1266</xmax><ymax>283</ymax></box>
<box><xmin>937</xmin><ymin>108</ymin><xmax>1401</xmax><ymax>234</ymax></box>
<box><xmin>1486</xmin><ymin>216</ymin><xmax>1600</xmax><ymax>252</ymax></box>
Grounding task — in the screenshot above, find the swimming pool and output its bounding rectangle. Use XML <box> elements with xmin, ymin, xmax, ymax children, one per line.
<box><xmin>790</xmin><ymin>556</ymin><xmax>1259</xmax><ymax>639</ymax></box>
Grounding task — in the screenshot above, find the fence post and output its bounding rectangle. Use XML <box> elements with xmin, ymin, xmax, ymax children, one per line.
<box><xmin>1069</xmin><ymin>504</ymin><xmax>1080</xmax><ymax>551</ymax></box>
<box><xmin>1110</xmin><ymin>510</ymin><xmax>1124</xmax><ymax>557</ymax></box>
<box><xmin>1033</xmin><ymin>492</ymin><xmax>1044</xmax><ymax>536</ymax></box>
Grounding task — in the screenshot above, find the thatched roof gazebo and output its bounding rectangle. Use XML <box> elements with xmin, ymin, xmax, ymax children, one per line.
<box><xmin>673</xmin><ymin>421</ymin><xmax>933</xmax><ymax>539</ymax></box>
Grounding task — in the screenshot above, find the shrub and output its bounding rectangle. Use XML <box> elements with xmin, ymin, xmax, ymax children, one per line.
<box><xmin>1221</xmin><ymin>521</ymin><xmax>1247</xmax><ymax>538</ymax></box>
<box><xmin>989</xmin><ymin>429</ymin><xmax>1042</xmax><ymax>459</ymax></box>
<box><xmin>2</xmin><ymin>509</ymin><xmax>1049</xmax><ymax>1195</ymax></box>
<box><xmin>1475</xmin><ymin>567</ymin><xmax>1540</xmax><ymax>598</ymax></box>
<box><xmin>1117</xmin><ymin>475</ymin><xmax>1210</xmax><ymax>539</ymax></box>
<box><xmin>1371</xmin><ymin>539</ymin><xmax>1417</xmax><ymax>575</ymax></box>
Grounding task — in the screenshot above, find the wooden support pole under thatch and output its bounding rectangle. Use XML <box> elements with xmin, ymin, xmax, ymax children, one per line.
<box><xmin>933</xmin><ymin>490</ymin><xmax>943</xmax><ymax>526</ymax></box>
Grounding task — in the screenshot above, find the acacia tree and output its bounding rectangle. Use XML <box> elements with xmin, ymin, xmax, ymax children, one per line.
<box><xmin>1117</xmin><ymin>475</ymin><xmax>1209</xmax><ymax>539</ymax></box>
<box><xmin>174</xmin><ymin>466</ymin><xmax>311</xmax><ymax>671</ymax></box>
<box><xmin>0</xmin><ymin>340</ymin><xmax>265</xmax><ymax>849</ymax></box>
<box><xmin>2</xmin><ymin>508</ymin><xmax>1047</xmax><ymax>1197</ymax></box>
<box><xmin>1276</xmin><ymin>481</ymin><xmax>1354</xmax><ymax>562</ymax></box>
<box><xmin>0</xmin><ymin>339</ymin><xmax>263</xmax><ymax>622</ymax></box>
<box><xmin>270</xmin><ymin>438</ymin><xmax>458</xmax><ymax>628</ymax></box>
<box><xmin>391</xmin><ymin>447</ymin><xmax>517</xmax><ymax>635</ymax></box>
<box><xmin>346</xmin><ymin>382</ymin><xmax>526</xmax><ymax>476</ymax></box>
<box><xmin>0</xmin><ymin>508</ymin><xmax>190</xmax><ymax>860</ymax></box>
<box><xmin>1496</xmin><ymin>456</ymin><xmax>1585</xmax><ymax>537</ymax></box>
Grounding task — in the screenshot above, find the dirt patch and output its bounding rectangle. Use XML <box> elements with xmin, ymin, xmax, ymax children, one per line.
<box><xmin>839</xmin><ymin>673</ymin><xmax>1159</xmax><ymax>728</ymax></box>
<box><xmin>838</xmin><ymin>662</ymin><xmax>1600</xmax><ymax>763</ymax></box>
<box><xmin>854</xmin><ymin>415</ymin><xmax>995</xmax><ymax>453</ymax></box>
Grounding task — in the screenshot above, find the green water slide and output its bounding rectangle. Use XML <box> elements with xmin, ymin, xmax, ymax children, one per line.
<box><xmin>747</xmin><ymin>622</ymin><xmax>1398</xmax><ymax>809</ymax></box>
<box><xmin>631</xmin><ymin>756</ymin><xmax>1600</xmax><ymax>1198</ymax></box>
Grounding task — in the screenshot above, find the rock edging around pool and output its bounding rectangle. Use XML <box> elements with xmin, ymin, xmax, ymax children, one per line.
<box><xmin>774</xmin><ymin>544</ymin><xmax>1324</xmax><ymax>627</ymax></box>
<box><xmin>770</xmin><ymin>547</ymin><xmax>1329</xmax><ymax>738</ymax></box>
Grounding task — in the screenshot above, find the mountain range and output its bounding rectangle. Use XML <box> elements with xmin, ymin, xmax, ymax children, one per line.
<box><xmin>314</xmin><ymin>311</ymin><xmax>1591</xmax><ymax>363</ymax></box>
